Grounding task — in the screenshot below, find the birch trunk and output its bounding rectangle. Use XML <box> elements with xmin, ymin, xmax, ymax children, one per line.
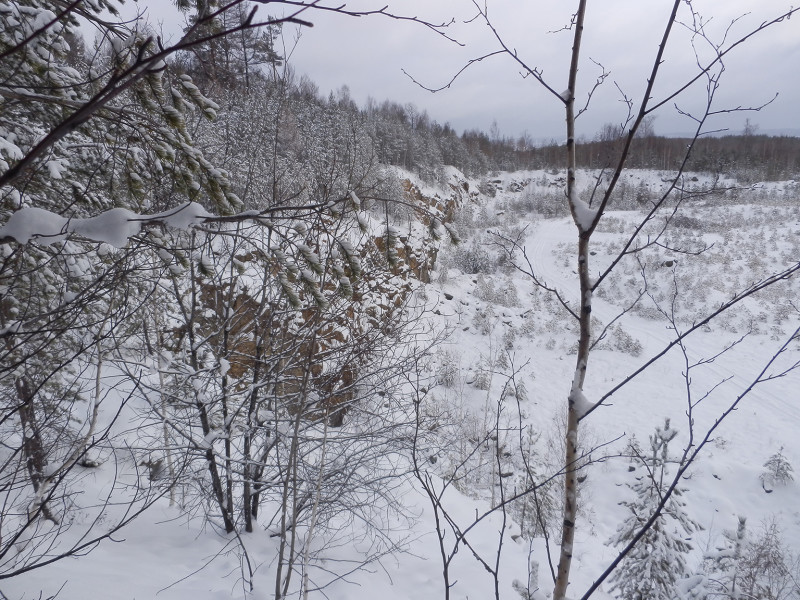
<box><xmin>553</xmin><ymin>3</ymin><xmax>588</xmax><ymax>599</ymax></box>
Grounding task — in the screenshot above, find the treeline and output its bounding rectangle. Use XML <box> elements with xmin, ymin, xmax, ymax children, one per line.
<box><xmin>562</xmin><ymin>134</ymin><xmax>800</xmax><ymax>181</ymax></box>
<box><xmin>257</xmin><ymin>81</ymin><xmax>800</xmax><ymax>182</ymax></box>
<box><xmin>177</xmin><ymin>28</ymin><xmax>800</xmax><ymax>183</ymax></box>
<box><xmin>188</xmin><ymin>70</ymin><xmax>539</xmax><ymax>183</ymax></box>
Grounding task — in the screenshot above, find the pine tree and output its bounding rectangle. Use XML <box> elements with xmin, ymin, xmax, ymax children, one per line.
<box><xmin>180</xmin><ymin>1</ymin><xmax>283</xmax><ymax>90</ymax></box>
<box><xmin>608</xmin><ymin>419</ymin><xmax>701</xmax><ymax>600</ymax></box>
<box><xmin>760</xmin><ymin>447</ymin><xmax>794</xmax><ymax>492</ymax></box>
<box><xmin>702</xmin><ymin>516</ymin><xmax>747</xmax><ymax>600</ymax></box>
<box><xmin>0</xmin><ymin>0</ymin><xmax>239</xmax><ymax>572</ymax></box>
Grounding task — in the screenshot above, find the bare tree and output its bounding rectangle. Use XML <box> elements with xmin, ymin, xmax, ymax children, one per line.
<box><xmin>0</xmin><ymin>0</ymin><xmax>451</xmax><ymax>585</ymax></box>
<box><xmin>407</xmin><ymin>2</ymin><xmax>800</xmax><ymax>599</ymax></box>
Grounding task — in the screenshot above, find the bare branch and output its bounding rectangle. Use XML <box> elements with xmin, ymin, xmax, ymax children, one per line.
<box><xmin>646</xmin><ymin>7</ymin><xmax>800</xmax><ymax>116</ymax></box>
<box><xmin>575</xmin><ymin>58</ymin><xmax>610</xmax><ymax>119</ymax></box>
<box><xmin>402</xmin><ymin>51</ymin><xmax>505</xmax><ymax>93</ymax></box>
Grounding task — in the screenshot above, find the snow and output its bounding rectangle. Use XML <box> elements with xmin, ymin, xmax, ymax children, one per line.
<box><xmin>4</xmin><ymin>167</ymin><xmax>800</xmax><ymax>600</ymax></box>
<box><xmin>569</xmin><ymin>387</ymin><xmax>595</xmax><ymax>419</ymax></box>
<box><xmin>199</xmin><ymin>430</ymin><xmax>222</xmax><ymax>449</ymax></box>
<box><xmin>154</xmin><ymin>201</ymin><xmax>211</xmax><ymax>230</ymax></box>
<box><xmin>0</xmin><ymin>320</ymin><xmax>21</xmax><ymax>336</ymax></box>
<box><xmin>0</xmin><ymin>206</ymin><xmax>69</xmax><ymax>245</ymax></box>
<box><xmin>572</xmin><ymin>196</ymin><xmax>598</xmax><ymax>231</ymax></box>
<box><xmin>219</xmin><ymin>357</ymin><xmax>230</xmax><ymax>376</ymax></box>
<box><xmin>0</xmin><ymin>202</ymin><xmax>211</xmax><ymax>247</ymax></box>
<box><xmin>45</xmin><ymin>158</ymin><xmax>67</xmax><ymax>179</ymax></box>
<box><xmin>71</xmin><ymin>207</ymin><xmax>141</xmax><ymax>248</ymax></box>
<box><xmin>0</xmin><ymin>131</ymin><xmax>23</xmax><ymax>163</ymax></box>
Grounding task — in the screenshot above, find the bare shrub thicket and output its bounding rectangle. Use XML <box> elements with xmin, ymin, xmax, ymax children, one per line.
<box><xmin>0</xmin><ymin>1</ymin><xmax>452</xmax><ymax>593</ymax></box>
<box><xmin>705</xmin><ymin>517</ymin><xmax>800</xmax><ymax>600</ymax></box>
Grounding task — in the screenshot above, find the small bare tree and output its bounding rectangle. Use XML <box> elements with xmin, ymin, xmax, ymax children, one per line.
<box><xmin>407</xmin><ymin>2</ymin><xmax>800</xmax><ymax>599</ymax></box>
<box><xmin>0</xmin><ymin>0</ymin><xmax>453</xmax><ymax>587</ymax></box>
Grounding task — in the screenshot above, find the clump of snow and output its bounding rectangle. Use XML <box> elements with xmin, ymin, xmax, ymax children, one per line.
<box><xmin>0</xmin><ymin>320</ymin><xmax>22</xmax><ymax>336</ymax></box>
<box><xmin>70</xmin><ymin>207</ymin><xmax>140</xmax><ymax>248</ymax></box>
<box><xmin>0</xmin><ymin>202</ymin><xmax>212</xmax><ymax>247</ymax></box>
<box><xmin>153</xmin><ymin>201</ymin><xmax>211</xmax><ymax>230</ymax></box>
<box><xmin>569</xmin><ymin>388</ymin><xmax>595</xmax><ymax>419</ymax></box>
<box><xmin>46</xmin><ymin>158</ymin><xmax>68</xmax><ymax>179</ymax></box>
<box><xmin>0</xmin><ymin>207</ymin><xmax>69</xmax><ymax>245</ymax></box>
<box><xmin>572</xmin><ymin>196</ymin><xmax>598</xmax><ymax>231</ymax></box>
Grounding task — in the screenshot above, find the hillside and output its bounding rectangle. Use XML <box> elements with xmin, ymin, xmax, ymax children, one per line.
<box><xmin>2</xmin><ymin>3</ymin><xmax>800</xmax><ymax>599</ymax></box>
<box><xmin>3</xmin><ymin>167</ymin><xmax>799</xmax><ymax>600</ymax></box>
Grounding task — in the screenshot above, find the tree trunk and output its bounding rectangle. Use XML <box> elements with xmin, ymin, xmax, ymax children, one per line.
<box><xmin>554</xmin><ymin>3</ymin><xmax>588</xmax><ymax>599</ymax></box>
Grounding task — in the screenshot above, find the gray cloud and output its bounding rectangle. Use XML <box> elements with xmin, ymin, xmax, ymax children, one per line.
<box><xmin>127</xmin><ymin>1</ymin><xmax>800</xmax><ymax>140</ymax></box>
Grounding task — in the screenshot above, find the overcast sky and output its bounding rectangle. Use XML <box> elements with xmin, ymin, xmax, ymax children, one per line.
<box><xmin>128</xmin><ymin>0</ymin><xmax>799</xmax><ymax>141</ymax></box>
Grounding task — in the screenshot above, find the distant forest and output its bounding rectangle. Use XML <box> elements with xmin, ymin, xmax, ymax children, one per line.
<box><xmin>278</xmin><ymin>83</ymin><xmax>800</xmax><ymax>181</ymax></box>
<box><xmin>366</xmin><ymin>102</ymin><xmax>800</xmax><ymax>181</ymax></box>
<box><xmin>173</xmin><ymin>22</ymin><xmax>800</xmax><ymax>184</ymax></box>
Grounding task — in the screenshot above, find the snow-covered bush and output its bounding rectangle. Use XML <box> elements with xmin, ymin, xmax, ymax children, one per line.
<box><xmin>473</xmin><ymin>356</ymin><xmax>492</xmax><ymax>391</ymax></box>
<box><xmin>503</xmin><ymin>378</ymin><xmax>529</xmax><ymax>402</ymax></box>
<box><xmin>610</xmin><ymin>324</ymin><xmax>644</xmax><ymax>357</ymax></box>
<box><xmin>502</xmin><ymin>326</ymin><xmax>517</xmax><ymax>350</ymax></box>
<box><xmin>760</xmin><ymin>447</ymin><xmax>794</xmax><ymax>492</ymax></box>
<box><xmin>475</xmin><ymin>274</ymin><xmax>521</xmax><ymax>307</ymax></box>
<box><xmin>495</xmin><ymin>348</ymin><xmax>510</xmax><ymax>371</ymax></box>
<box><xmin>513</xmin><ymin>188</ymin><xmax>569</xmax><ymax>218</ymax></box>
<box><xmin>473</xmin><ymin>306</ymin><xmax>498</xmax><ymax>336</ymax></box>
<box><xmin>511</xmin><ymin>429</ymin><xmax>557</xmax><ymax>538</ymax></box>
<box><xmin>608</xmin><ymin>419</ymin><xmax>701</xmax><ymax>600</ymax></box>
<box><xmin>738</xmin><ymin>518</ymin><xmax>800</xmax><ymax>600</ymax></box>
<box><xmin>436</xmin><ymin>348</ymin><xmax>462</xmax><ymax>388</ymax></box>
<box><xmin>452</xmin><ymin>239</ymin><xmax>493</xmax><ymax>274</ymax></box>
<box><xmin>701</xmin><ymin>516</ymin><xmax>747</xmax><ymax>600</ymax></box>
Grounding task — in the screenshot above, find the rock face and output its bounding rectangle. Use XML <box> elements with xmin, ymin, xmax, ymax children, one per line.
<box><xmin>185</xmin><ymin>171</ymin><xmax>472</xmax><ymax>426</ymax></box>
<box><xmin>377</xmin><ymin>175</ymin><xmax>472</xmax><ymax>284</ymax></box>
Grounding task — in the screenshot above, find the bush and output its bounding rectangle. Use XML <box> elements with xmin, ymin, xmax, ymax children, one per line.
<box><xmin>513</xmin><ymin>189</ymin><xmax>569</xmax><ymax>218</ymax></box>
<box><xmin>452</xmin><ymin>240</ymin><xmax>493</xmax><ymax>274</ymax></box>
<box><xmin>475</xmin><ymin>274</ymin><xmax>520</xmax><ymax>307</ymax></box>
<box><xmin>761</xmin><ymin>447</ymin><xmax>794</xmax><ymax>492</ymax></box>
<box><xmin>473</xmin><ymin>306</ymin><xmax>497</xmax><ymax>335</ymax></box>
<box><xmin>738</xmin><ymin>518</ymin><xmax>800</xmax><ymax>600</ymax></box>
<box><xmin>436</xmin><ymin>349</ymin><xmax>461</xmax><ymax>388</ymax></box>
<box><xmin>611</xmin><ymin>324</ymin><xmax>644</xmax><ymax>357</ymax></box>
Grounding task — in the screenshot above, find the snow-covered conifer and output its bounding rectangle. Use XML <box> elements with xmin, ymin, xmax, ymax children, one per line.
<box><xmin>760</xmin><ymin>447</ymin><xmax>794</xmax><ymax>491</ymax></box>
<box><xmin>702</xmin><ymin>516</ymin><xmax>747</xmax><ymax>600</ymax></box>
<box><xmin>608</xmin><ymin>419</ymin><xmax>701</xmax><ymax>600</ymax></box>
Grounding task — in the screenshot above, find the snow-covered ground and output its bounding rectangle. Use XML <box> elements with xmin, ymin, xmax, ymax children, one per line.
<box><xmin>4</xmin><ymin>168</ymin><xmax>799</xmax><ymax>600</ymax></box>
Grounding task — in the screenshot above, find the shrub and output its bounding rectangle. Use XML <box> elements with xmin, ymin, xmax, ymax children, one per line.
<box><xmin>436</xmin><ymin>349</ymin><xmax>461</xmax><ymax>388</ymax></box>
<box><xmin>452</xmin><ymin>240</ymin><xmax>493</xmax><ymax>274</ymax></box>
<box><xmin>761</xmin><ymin>447</ymin><xmax>794</xmax><ymax>492</ymax></box>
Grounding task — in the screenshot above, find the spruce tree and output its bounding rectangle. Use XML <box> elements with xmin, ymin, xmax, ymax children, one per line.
<box><xmin>608</xmin><ymin>419</ymin><xmax>701</xmax><ymax>600</ymax></box>
<box><xmin>760</xmin><ymin>447</ymin><xmax>794</xmax><ymax>491</ymax></box>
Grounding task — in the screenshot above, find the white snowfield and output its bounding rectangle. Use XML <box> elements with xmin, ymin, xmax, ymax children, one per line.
<box><xmin>3</xmin><ymin>168</ymin><xmax>799</xmax><ymax>600</ymax></box>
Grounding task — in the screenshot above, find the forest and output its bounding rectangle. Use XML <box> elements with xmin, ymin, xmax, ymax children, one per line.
<box><xmin>1</xmin><ymin>2</ymin><xmax>800</xmax><ymax>600</ymax></box>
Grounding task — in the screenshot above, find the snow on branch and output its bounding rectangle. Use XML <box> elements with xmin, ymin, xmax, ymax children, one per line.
<box><xmin>0</xmin><ymin>195</ymin><xmax>363</xmax><ymax>247</ymax></box>
<box><xmin>0</xmin><ymin>202</ymin><xmax>211</xmax><ymax>247</ymax></box>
